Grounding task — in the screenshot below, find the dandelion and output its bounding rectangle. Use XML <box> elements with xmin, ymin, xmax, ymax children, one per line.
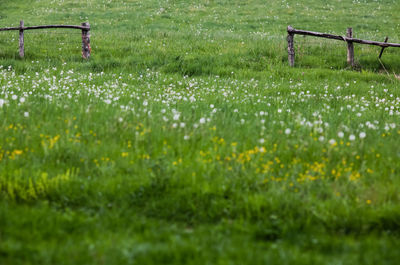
<box><xmin>338</xmin><ymin>131</ymin><xmax>344</xmax><ymax>138</ymax></box>
<box><xmin>359</xmin><ymin>132</ymin><xmax>366</xmax><ymax>139</ymax></box>
<box><xmin>184</xmin><ymin>135</ymin><xmax>190</xmax><ymax>140</ymax></box>
<box><xmin>19</xmin><ymin>97</ymin><xmax>25</xmax><ymax>103</ymax></box>
<box><xmin>118</xmin><ymin>117</ymin><xmax>123</xmax><ymax>122</ymax></box>
<box><xmin>173</xmin><ymin>113</ymin><xmax>180</xmax><ymax>120</ymax></box>
<box><xmin>285</xmin><ymin>128</ymin><xmax>291</xmax><ymax>135</ymax></box>
<box><xmin>259</xmin><ymin>138</ymin><xmax>265</xmax><ymax>144</ymax></box>
<box><xmin>199</xmin><ymin>117</ymin><xmax>206</xmax><ymax>124</ymax></box>
<box><xmin>318</xmin><ymin>136</ymin><xmax>325</xmax><ymax>142</ymax></box>
<box><xmin>13</xmin><ymin>150</ymin><xmax>23</xmax><ymax>155</ymax></box>
<box><xmin>24</xmin><ymin>112</ymin><xmax>29</xmax><ymax>118</ymax></box>
<box><xmin>328</xmin><ymin>139</ymin><xmax>336</xmax><ymax>145</ymax></box>
<box><xmin>349</xmin><ymin>134</ymin><xmax>356</xmax><ymax>141</ymax></box>
<box><xmin>12</xmin><ymin>95</ymin><xmax>18</xmax><ymax>100</ymax></box>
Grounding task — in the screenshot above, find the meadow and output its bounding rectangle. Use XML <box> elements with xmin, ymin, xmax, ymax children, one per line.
<box><xmin>1</xmin><ymin>0</ymin><xmax>400</xmax><ymax>264</ymax></box>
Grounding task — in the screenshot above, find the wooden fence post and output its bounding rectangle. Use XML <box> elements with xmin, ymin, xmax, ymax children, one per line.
<box><xmin>19</xmin><ymin>20</ymin><xmax>24</xmax><ymax>58</ymax></box>
<box><xmin>379</xmin><ymin>37</ymin><xmax>389</xmax><ymax>58</ymax></box>
<box><xmin>287</xmin><ymin>26</ymin><xmax>295</xmax><ymax>67</ymax></box>
<box><xmin>346</xmin><ymin>28</ymin><xmax>354</xmax><ymax>67</ymax></box>
<box><xmin>81</xmin><ymin>22</ymin><xmax>90</xmax><ymax>59</ymax></box>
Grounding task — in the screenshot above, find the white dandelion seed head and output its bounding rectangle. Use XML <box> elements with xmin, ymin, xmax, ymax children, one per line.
<box><xmin>173</xmin><ymin>113</ymin><xmax>180</xmax><ymax>120</ymax></box>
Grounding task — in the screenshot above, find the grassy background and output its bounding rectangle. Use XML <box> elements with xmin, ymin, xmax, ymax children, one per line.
<box><xmin>1</xmin><ymin>0</ymin><xmax>400</xmax><ymax>264</ymax></box>
<box><xmin>1</xmin><ymin>0</ymin><xmax>400</xmax><ymax>76</ymax></box>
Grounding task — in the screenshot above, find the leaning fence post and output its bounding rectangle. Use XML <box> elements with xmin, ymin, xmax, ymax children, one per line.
<box><xmin>379</xmin><ymin>37</ymin><xmax>389</xmax><ymax>59</ymax></box>
<box><xmin>287</xmin><ymin>26</ymin><xmax>295</xmax><ymax>67</ymax></box>
<box><xmin>346</xmin><ymin>28</ymin><xmax>354</xmax><ymax>67</ymax></box>
<box><xmin>81</xmin><ymin>22</ymin><xmax>90</xmax><ymax>59</ymax></box>
<box><xmin>19</xmin><ymin>20</ymin><xmax>24</xmax><ymax>58</ymax></box>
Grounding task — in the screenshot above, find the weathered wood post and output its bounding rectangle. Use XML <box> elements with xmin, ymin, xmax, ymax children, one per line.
<box><xmin>81</xmin><ymin>22</ymin><xmax>90</xmax><ymax>59</ymax></box>
<box><xmin>19</xmin><ymin>20</ymin><xmax>24</xmax><ymax>58</ymax></box>
<box><xmin>379</xmin><ymin>37</ymin><xmax>389</xmax><ymax>58</ymax></box>
<box><xmin>287</xmin><ymin>26</ymin><xmax>295</xmax><ymax>67</ymax></box>
<box><xmin>346</xmin><ymin>28</ymin><xmax>354</xmax><ymax>67</ymax></box>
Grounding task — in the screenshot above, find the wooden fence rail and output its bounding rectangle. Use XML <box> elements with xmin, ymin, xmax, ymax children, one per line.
<box><xmin>287</xmin><ymin>25</ymin><xmax>399</xmax><ymax>67</ymax></box>
<box><xmin>0</xmin><ymin>20</ymin><xmax>91</xmax><ymax>59</ymax></box>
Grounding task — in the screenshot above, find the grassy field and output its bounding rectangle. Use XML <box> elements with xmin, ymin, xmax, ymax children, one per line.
<box><xmin>1</xmin><ymin>0</ymin><xmax>400</xmax><ymax>264</ymax></box>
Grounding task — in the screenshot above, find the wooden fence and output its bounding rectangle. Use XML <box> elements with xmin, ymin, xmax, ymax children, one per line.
<box><xmin>0</xmin><ymin>21</ymin><xmax>91</xmax><ymax>59</ymax></box>
<box><xmin>287</xmin><ymin>25</ymin><xmax>399</xmax><ymax>67</ymax></box>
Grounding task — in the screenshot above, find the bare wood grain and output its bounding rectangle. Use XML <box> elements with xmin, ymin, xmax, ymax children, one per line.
<box><xmin>81</xmin><ymin>22</ymin><xmax>91</xmax><ymax>59</ymax></box>
<box><xmin>346</xmin><ymin>28</ymin><xmax>354</xmax><ymax>67</ymax></box>
<box><xmin>0</xmin><ymin>25</ymin><xmax>90</xmax><ymax>31</ymax></box>
<box><xmin>379</xmin><ymin>37</ymin><xmax>389</xmax><ymax>58</ymax></box>
<box><xmin>19</xmin><ymin>20</ymin><xmax>24</xmax><ymax>58</ymax></box>
<box><xmin>287</xmin><ymin>27</ymin><xmax>400</xmax><ymax>48</ymax></box>
<box><xmin>287</xmin><ymin>26</ymin><xmax>295</xmax><ymax>67</ymax></box>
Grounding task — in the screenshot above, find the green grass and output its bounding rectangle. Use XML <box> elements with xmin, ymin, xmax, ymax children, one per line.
<box><xmin>1</xmin><ymin>0</ymin><xmax>400</xmax><ymax>264</ymax></box>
